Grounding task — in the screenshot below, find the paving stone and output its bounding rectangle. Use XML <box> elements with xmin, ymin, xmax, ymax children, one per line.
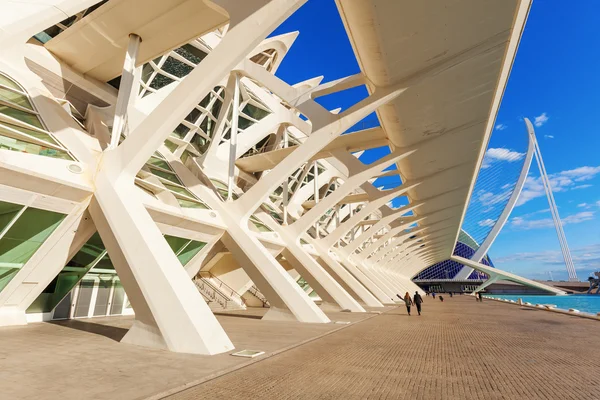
<box><xmin>167</xmin><ymin>296</ymin><xmax>600</xmax><ymax>400</ymax></box>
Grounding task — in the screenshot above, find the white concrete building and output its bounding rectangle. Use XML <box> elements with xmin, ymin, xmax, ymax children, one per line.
<box><xmin>0</xmin><ymin>0</ymin><xmax>563</xmax><ymax>355</ymax></box>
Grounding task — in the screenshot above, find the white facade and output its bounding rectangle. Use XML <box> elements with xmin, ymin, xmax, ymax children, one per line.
<box><xmin>0</xmin><ymin>0</ymin><xmax>563</xmax><ymax>355</ymax></box>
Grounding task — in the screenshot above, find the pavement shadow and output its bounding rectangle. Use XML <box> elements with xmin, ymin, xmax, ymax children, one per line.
<box><xmin>49</xmin><ymin>319</ymin><xmax>128</xmax><ymax>341</ymax></box>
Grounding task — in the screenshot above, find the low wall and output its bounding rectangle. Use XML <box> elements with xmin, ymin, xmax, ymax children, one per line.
<box><xmin>483</xmin><ymin>295</ymin><xmax>600</xmax><ymax>321</ymax></box>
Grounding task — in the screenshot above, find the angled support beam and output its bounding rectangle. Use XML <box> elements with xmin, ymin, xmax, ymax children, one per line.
<box><xmin>232</xmin><ymin>84</ymin><xmax>407</xmax><ymax>218</ymax></box>
<box><xmin>451</xmin><ymin>256</ymin><xmax>566</xmax><ymax>295</ymax></box>
<box><xmin>291</xmin><ymin>149</ymin><xmax>417</xmax><ymax>235</ymax></box>
<box><xmin>114</xmin><ymin>0</ymin><xmax>307</xmax><ymax>177</ymax></box>
<box><xmin>320</xmin><ymin>182</ymin><xmax>420</xmax><ymax>248</ymax></box>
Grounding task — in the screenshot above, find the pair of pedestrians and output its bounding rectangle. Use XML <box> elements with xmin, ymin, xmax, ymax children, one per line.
<box><xmin>399</xmin><ymin>291</ymin><xmax>423</xmax><ymax>316</ymax></box>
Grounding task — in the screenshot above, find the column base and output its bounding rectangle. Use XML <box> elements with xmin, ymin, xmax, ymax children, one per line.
<box><xmin>0</xmin><ymin>307</ymin><xmax>27</xmax><ymax>326</ymax></box>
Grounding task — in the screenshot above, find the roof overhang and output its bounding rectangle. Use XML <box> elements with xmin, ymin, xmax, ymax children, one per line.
<box><xmin>336</xmin><ymin>0</ymin><xmax>532</xmax><ymax>266</ymax></box>
<box><xmin>45</xmin><ymin>0</ymin><xmax>229</xmax><ymax>81</ymax></box>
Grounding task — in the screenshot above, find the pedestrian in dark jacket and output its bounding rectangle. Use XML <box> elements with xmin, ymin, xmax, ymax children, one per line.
<box><xmin>413</xmin><ymin>291</ymin><xmax>423</xmax><ymax>315</ymax></box>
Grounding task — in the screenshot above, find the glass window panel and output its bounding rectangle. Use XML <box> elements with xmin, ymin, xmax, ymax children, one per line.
<box><xmin>177</xmin><ymin>198</ymin><xmax>209</xmax><ymax>209</ymax></box>
<box><xmin>164</xmin><ymin>140</ymin><xmax>179</xmax><ymax>153</ymax></box>
<box><xmin>0</xmin><ymin>207</ymin><xmax>65</xmax><ymax>293</ymax></box>
<box><xmin>146</xmin><ymin>156</ymin><xmax>172</xmax><ymax>171</ymax></box>
<box><xmin>200</xmin><ymin>117</ymin><xmax>216</xmax><ymax>138</ymax></box>
<box><xmin>0</xmin><ymin>201</ymin><xmax>23</xmax><ymax>232</ymax></box>
<box><xmin>141</xmin><ymin>63</ymin><xmax>154</xmax><ymax>83</ymax></box>
<box><xmin>174</xmin><ymin>44</ymin><xmax>207</xmax><ymax>65</ymax></box>
<box><xmin>149</xmin><ymin>166</ymin><xmax>181</xmax><ymax>184</ymax></box>
<box><xmin>181</xmin><ymin>149</ymin><xmax>193</xmax><ymax>164</ymax></box>
<box><xmin>27</xmin><ymin>232</ymin><xmax>108</xmax><ymax>314</ymax></box>
<box><xmin>164</xmin><ymin>235</ymin><xmax>190</xmax><ymax>255</ymax></box>
<box><xmin>0</xmin><ymin>87</ymin><xmax>34</xmax><ymax>110</ymax></box>
<box><xmin>0</xmin><ymin>105</ymin><xmax>44</xmax><ymax>129</ymax></box>
<box><xmin>68</xmin><ymin>233</ymin><xmax>105</xmax><ymax>268</ymax></box>
<box><xmin>249</xmin><ymin>216</ymin><xmax>273</xmax><ymax>232</ymax></box>
<box><xmin>185</xmin><ymin>108</ymin><xmax>202</xmax><ymax>124</ymax></box>
<box><xmin>162</xmin><ymin>56</ymin><xmax>194</xmax><ymax>79</ymax></box>
<box><xmin>199</xmin><ymin>93</ymin><xmax>211</xmax><ymax>109</ymax></box>
<box><xmin>190</xmin><ymin>134</ymin><xmax>208</xmax><ymax>154</ymax></box>
<box><xmin>0</xmin><ymin>134</ymin><xmax>72</xmax><ymax>160</ymax></box>
<box><xmin>0</xmin><ymin>121</ymin><xmax>59</xmax><ymax>146</ymax></box>
<box><xmin>238</xmin><ymin>116</ymin><xmax>254</xmax><ymax>131</ymax></box>
<box><xmin>243</xmin><ymin>103</ymin><xmax>270</xmax><ymax>121</ymax></box>
<box><xmin>210</xmin><ymin>98</ymin><xmax>223</xmax><ymax>118</ymax></box>
<box><xmin>171</xmin><ymin>123</ymin><xmax>189</xmax><ymax>139</ymax></box>
<box><xmin>163</xmin><ymin>182</ymin><xmax>194</xmax><ymax>197</ymax></box>
<box><xmin>149</xmin><ymin>73</ymin><xmax>175</xmax><ymax>91</ymax></box>
<box><xmin>0</xmin><ymin>75</ymin><xmax>22</xmax><ymax>91</ymax></box>
<box><xmin>177</xmin><ymin>240</ymin><xmax>206</xmax><ymax>266</ymax></box>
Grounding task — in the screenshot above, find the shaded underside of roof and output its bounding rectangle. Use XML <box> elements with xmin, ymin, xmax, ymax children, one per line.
<box><xmin>336</xmin><ymin>0</ymin><xmax>530</xmax><ymax>267</ymax></box>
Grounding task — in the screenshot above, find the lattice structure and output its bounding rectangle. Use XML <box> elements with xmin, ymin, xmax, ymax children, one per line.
<box><xmin>413</xmin><ymin>238</ymin><xmax>491</xmax><ymax>281</ymax></box>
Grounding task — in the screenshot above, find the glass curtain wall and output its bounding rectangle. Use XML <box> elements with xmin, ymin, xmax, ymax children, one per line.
<box><xmin>27</xmin><ymin>232</ymin><xmax>207</xmax><ymax>314</ymax></box>
<box><xmin>0</xmin><ymin>201</ymin><xmax>66</xmax><ymax>294</ymax></box>
<box><xmin>0</xmin><ymin>74</ymin><xmax>73</xmax><ymax>160</ymax></box>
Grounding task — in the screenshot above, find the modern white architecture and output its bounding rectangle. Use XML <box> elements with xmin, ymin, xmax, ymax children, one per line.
<box><xmin>0</xmin><ymin>0</ymin><xmax>564</xmax><ymax>355</ymax></box>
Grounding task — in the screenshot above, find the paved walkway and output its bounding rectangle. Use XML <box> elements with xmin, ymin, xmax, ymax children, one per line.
<box><xmin>166</xmin><ymin>296</ymin><xmax>600</xmax><ymax>400</ymax></box>
<box><xmin>0</xmin><ymin>308</ymin><xmax>382</xmax><ymax>400</ymax></box>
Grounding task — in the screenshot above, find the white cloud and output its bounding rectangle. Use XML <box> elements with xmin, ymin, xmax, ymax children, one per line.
<box><xmin>510</xmin><ymin>211</ymin><xmax>595</xmax><ymax>230</ymax></box>
<box><xmin>477</xmin><ymin>188</ymin><xmax>513</xmax><ymax>207</ymax></box>
<box><xmin>495</xmin><ymin>123</ymin><xmax>507</xmax><ymax>131</ymax></box>
<box><xmin>481</xmin><ymin>147</ymin><xmax>525</xmax><ymax>169</ymax></box>
<box><xmin>573</xmin><ymin>184</ymin><xmax>592</xmax><ymax>190</ymax></box>
<box><xmin>478</xmin><ymin>219</ymin><xmax>495</xmax><ymax>227</ymax></box>
<box><xmin>576</xmin><ymin>201</ymin><xmax>600</xmax><ymax>210</ymax></box>
<box><xmin>534</xmin><ymin>112</ymin><xmax>549</xmax><ymax>127</ymax></box>
<box><xmin>516</xmin><ymin>165</ymin><xmax>600</xmax><ymax>206</ymax></box>
<box><xmin>544</xmin><ymin>135</ymin><xmax>554</xmax><ymax>139</ymax></box>
<box><xmin>486</xmin><ymin>148</ymin><xmax>525</xmax><ymax>162</ymax></box>
<box><xmin>494</xmin><ymin>243</ymin><xmax>600</xmax><ymax>277</ymax></box>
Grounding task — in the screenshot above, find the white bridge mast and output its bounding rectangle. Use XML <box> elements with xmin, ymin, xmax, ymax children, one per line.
<box><xmin>525</xmin><ymin>118</ymin><xmax>578</xmax><ymax>282</ymax></box>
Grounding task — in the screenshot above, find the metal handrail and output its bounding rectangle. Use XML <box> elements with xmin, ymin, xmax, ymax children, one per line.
<box><xmin>198</xmin><ymin>271</ymin><xmax>246</xmax><ymax>306</ymax></box>
<box><xmin>194</xmin><ymin>279</ymin><xmax>229</xmax><ymax>309</ymax></box>
<box><xmin>248</xmin><ymin>284</ymin><xmax>269</xmax><ymax>307</ymax></box>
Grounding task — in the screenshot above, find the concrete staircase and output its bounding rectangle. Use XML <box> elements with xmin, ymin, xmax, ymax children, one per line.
<box><xmin>194</xmin><ymin>273</ymin><xmax>246</xmax><ymax>312</ymax></box>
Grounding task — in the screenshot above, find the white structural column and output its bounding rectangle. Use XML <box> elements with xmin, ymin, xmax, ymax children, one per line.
<box><xmin>215</xmin><ymin>72</ymin><xmax>406</xmax><ymax>320</ymax></box>
<box><xmin>227</xmin><ymin>73</ymin><xmax>240</xmax><ymax>201</ymax></box>
<box><xmin>328</xmin><ymin>247</ymin><xmax>393</xmax><ymax>305</ymax></box>
<box><xmin>110</xmin><ymin>33</ymin><xmax>142</xmax><ymax>149</ymax></box>
<box><xmin>280</xmin><ymin>246</ymin><xmax>365</xmax><ymax>312</ymax></box>
<box><xmin>90</xmin><ymin>172</ymin><xmax>234</xmax><ymax>354</ymax></box>
<box><xmin>89</xmin><ymin>0</ymin><xmax>308</xmax><ymax>353</ymax></box>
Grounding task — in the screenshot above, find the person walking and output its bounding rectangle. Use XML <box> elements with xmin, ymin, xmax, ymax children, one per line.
<box><xmin>403</xmin><ymin>292</ymin><xmax>414</xmax><ymax>316</ymax></box>
<box><xmin>432</xmin><ymin>292</ymin><xmax>436</xmax><ymax>299</ymax></box>
<box><xmin>413</xmin><ymin>291</ymin><xmax>423</xmax><ymax>316</ymax></box>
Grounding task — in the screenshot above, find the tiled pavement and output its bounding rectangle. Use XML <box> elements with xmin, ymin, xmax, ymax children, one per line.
<box><xmin>166</xmin><ymin>296</ymin><xmax>600</xmax><ymax>400</ymax></box>
<box><xmin>0</xmin><ymin>306</ymin><xmax>383</xmax><ymax>400</ymax></box>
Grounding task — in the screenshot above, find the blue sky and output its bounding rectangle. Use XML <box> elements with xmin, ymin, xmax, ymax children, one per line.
<box><xmin>272</xmin><ymin>1</ymin><xmax>600</xmax><ymax>281</ymax></box>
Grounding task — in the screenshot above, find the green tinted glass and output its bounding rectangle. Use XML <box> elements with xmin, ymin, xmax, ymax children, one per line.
<box><xmin>0</xmin><ymin>121</ymin><xmax>59</xmax><ymax>146</ymax></box>
<box><xmin>0</xmin><ymin>87</ymin><xmax>33</xmax><ymax>110</ymax></box>
<box><xmin>177</xmin><ymin>240</ymin><xmax>206</xmax><ymax>266</ymax></box>
<box><xmin>0</xmin><ymin>105</ymin><xmax>43</xmax><ymax>129</ymax></box>
<box><xmin>0</xmin><ymin>207</ymin><xmax>65</xmax><ymax>293</ymax></box>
